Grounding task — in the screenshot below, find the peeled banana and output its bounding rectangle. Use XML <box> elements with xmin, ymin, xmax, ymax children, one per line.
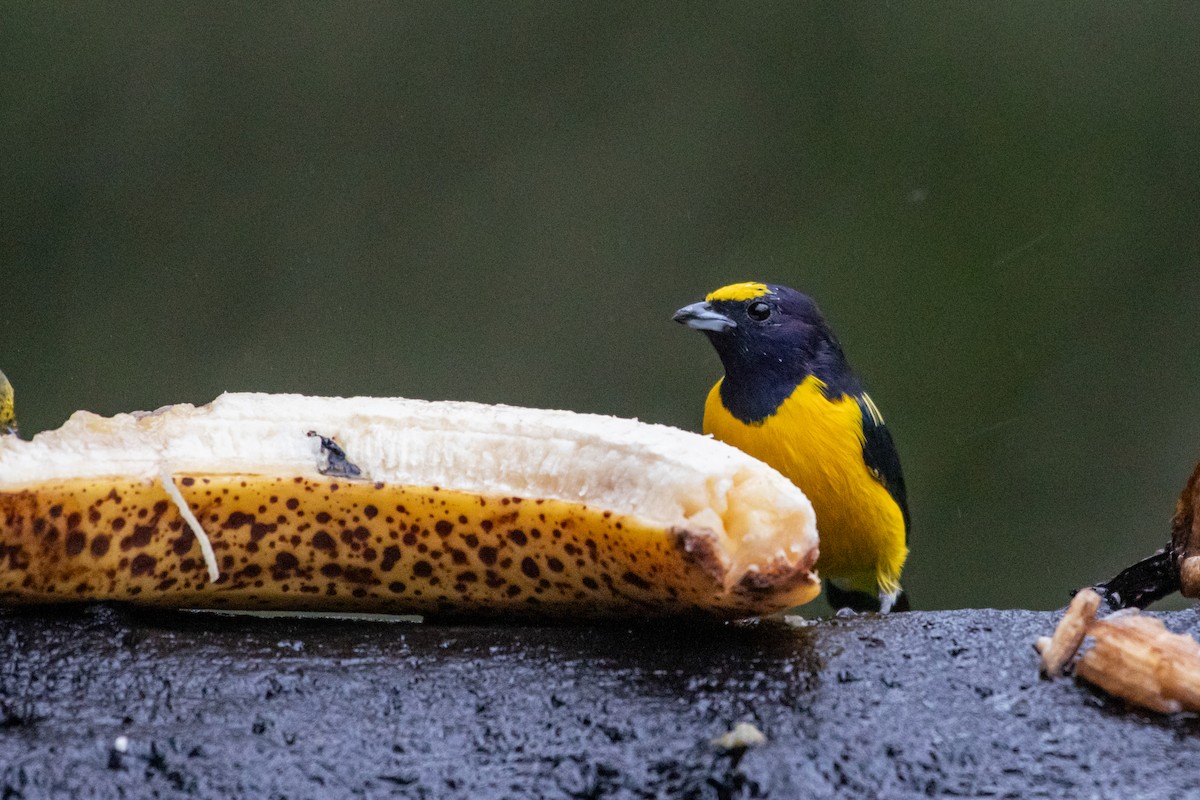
<box><xmin>0</xmin><ymin>393</ymin><xmax>820</xmax><ymax>618</ymax></box>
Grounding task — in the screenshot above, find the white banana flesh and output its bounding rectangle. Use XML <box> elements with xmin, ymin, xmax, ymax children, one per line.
<box><xmin>0</xmin><ymin>393</ymin><xmax>820</xmax><ymax>618</ymax></box>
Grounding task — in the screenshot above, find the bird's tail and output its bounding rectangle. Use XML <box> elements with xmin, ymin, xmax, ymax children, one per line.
<box><xmin>826</xmin><ymin>582</ymin><xmax>911</xmax><ymax>613</ymax></box>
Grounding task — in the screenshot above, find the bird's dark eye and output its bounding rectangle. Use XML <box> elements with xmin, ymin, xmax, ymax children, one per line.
<box><xmin>747</xmin><ymin>301</ymin><xmax>771</xmax><ymax>321</ymax></box>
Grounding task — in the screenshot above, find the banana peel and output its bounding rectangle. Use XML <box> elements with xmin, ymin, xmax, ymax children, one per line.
<box><xmin>0</xmin><ymin>393</ymin><xmax>821</xmax><ymax>618</ymax></box>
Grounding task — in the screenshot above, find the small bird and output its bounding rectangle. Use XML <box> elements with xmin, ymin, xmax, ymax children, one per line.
<box><xmin>0</xmin><ymin>369</ymin><xmax>16</xmax><ymax>437</ymax></box>
<box><xmin>674</xmin><ymin>282</ymin><xmax>910</xmax><ymax>612</ymax></box>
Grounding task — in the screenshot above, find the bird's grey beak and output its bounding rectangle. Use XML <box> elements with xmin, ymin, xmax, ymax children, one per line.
<box><xmin>672</xmin><ymin>302</ymin><xmax>737</xmax><ymax>333</ymax></box>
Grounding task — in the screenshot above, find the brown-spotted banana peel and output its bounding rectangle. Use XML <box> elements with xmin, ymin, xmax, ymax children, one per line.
<box><xmin>0</xmin><ymin>393</ymin><xmax>820</xmax><ymax>618</ymax></box>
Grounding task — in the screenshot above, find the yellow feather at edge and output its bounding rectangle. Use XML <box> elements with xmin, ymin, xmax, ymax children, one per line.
<box><xmin>0</xmin><ymin>371</ymin><xmax>14</xmax><ymax>434</ymax></box>
<box><xmin>860</xmin><ymin>392</ymin><xmax>885</xmax><ymax>426</ymax></box>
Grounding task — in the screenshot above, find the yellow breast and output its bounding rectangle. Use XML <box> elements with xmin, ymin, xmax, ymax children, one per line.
<box><xmin>703</xmin><ymin>376</ymin><xmax>907</xmax><ymax>595</ymax></box>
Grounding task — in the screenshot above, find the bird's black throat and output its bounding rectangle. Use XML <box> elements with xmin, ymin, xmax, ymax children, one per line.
<box><xmin>710</xmin><ymin>333</ymin><xmax>859</xmax><ymax>425</ymax></box>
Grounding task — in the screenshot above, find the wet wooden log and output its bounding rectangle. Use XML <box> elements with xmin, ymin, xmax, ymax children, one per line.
<box><xmin>3</xmin><ymin>604</ymin><xmax>1200</xmax><ymax>798</ymax></box>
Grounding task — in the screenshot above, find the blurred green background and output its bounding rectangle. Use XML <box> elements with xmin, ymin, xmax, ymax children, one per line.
<box><xmin>3</xmin><ymin>3</ymin><xmax>1199</xmax><ymax>611</ymax></box>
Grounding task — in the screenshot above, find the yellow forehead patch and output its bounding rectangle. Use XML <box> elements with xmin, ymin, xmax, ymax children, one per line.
<box><xmin>705</xmin><ymin>282</ymin><xmax>771</xmax><ymax>303</ymax></box>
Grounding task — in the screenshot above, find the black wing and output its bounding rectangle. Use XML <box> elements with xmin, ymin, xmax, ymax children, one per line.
<box><xmin>854</xmin><ymin>393</ymin><xmax>910</xmax><ymax>542</ymax></box>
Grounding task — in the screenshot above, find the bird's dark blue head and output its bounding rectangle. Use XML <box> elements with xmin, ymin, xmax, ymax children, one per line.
<box><xmin>673</xmin><ymin>282</ymin><xmax>859</xmax><ymax>422</ymax></box>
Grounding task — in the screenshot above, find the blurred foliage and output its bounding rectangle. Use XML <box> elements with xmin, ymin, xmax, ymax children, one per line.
<box><xmin>2</xmin><ymin>2</ymin><xmax>1199</xmax><ymax>610</ymax></box>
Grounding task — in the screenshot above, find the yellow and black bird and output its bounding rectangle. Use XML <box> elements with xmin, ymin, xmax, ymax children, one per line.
<box><xmin>0</xmin><ymin>369</ymin><xmax>16</xmax><ymax>437</ymax></box>
<box><xmin>674</xmin><ymin>282</ymin><xmax>909</xmax><ymax>612</ymax></box>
